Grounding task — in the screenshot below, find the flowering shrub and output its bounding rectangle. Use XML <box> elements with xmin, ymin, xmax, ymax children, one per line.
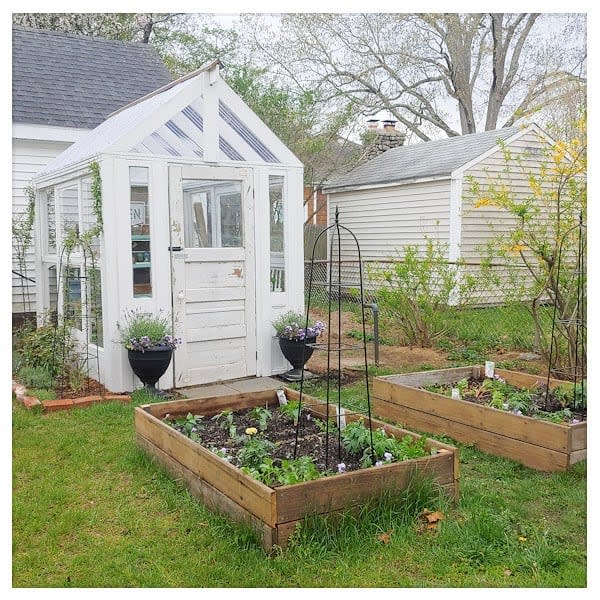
<box><xmin>272</xmin><ymin>310</ymin><xmax>326</xmax><ymax>341</ymax></box>
<box><xmin>118</xmin><ymin>308</ymin><xmax>181</xmax><ymax>352</ymax></box>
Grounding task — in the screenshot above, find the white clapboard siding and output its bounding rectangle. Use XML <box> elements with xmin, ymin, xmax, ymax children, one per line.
<box><xmin>12</xmin><ymin>138</ymin><xmax>73</xmax><ymax>314</ymax></box>
<box><xmin>328</xmin><ymin>179</ymin><xmax>452</xmax><ymax>261</ymax></box>
<box><xmin>460</xmin><ymin>130</ymin><xmax>553</xmax><ymax>304</ymax></box>
<box><xmin>460</xmin><ymin>129</ymin><xmax>548</xmax><ymax>262</ymax></box>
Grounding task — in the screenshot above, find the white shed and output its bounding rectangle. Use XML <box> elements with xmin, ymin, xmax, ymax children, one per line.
<box><xmin>323</xmin><ymin>124</ymin><xmax>550</xmax><ymax>272</ymax></box>
<box><xmin>32</xmin><ymin>61</ymin><xmax>304</xmax><ymax>393</ymax></box>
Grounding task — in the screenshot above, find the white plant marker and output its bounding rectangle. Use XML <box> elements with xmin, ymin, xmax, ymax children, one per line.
<box><xmin>276</xmin><ymin>389</ymin><xmax>287</xmax><ymax>406</ymax></box>
<box><xmin>485</xmin><ymin>361</ymin><xmax>495</xmax><ymax>378</ymax></box>
<box><xmin>451</xmin><ymin>388</ymin><xmax>461</xmax><ymax>400</ymax></box>
<box><xmin>336</xmin><ymin>405</ymin><xmax>347</xmax><ymax>429</ymax></box>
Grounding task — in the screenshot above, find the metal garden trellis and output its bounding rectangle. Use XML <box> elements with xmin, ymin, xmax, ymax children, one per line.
<box><xmin>293</xmin><ymin>207</ymin><xmax>375</xmax><ymax>469</ymax></box>
<box><xmin>544</xmin><ymin>212</ymin><xmax>586</xmax><ymax>411</ymax></box>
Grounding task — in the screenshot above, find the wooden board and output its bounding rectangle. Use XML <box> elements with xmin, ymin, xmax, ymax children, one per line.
<box><xmin>373</xmin><ymin>398</ymin><xmax>569</xmax><ymax>472</ymax></box>
<box><xmin>135</xmin><ymin>387</ymin><xmax>460</xmax><ymax>551</ymax></box>
<box><xmin>373</xmin><ymin>367</ymin><xmax>587</xmax><ymax>472</ymax></box>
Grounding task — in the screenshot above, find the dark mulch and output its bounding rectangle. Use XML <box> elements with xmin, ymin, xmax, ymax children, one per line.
<box><xmin>55</xmin><ymin>377</ymin><xmax>109</xmax><ymax>399</ymax></box>
<box><xmin>427</xmin><ymin>377</ymin><xmax>586</xmax><ymax>422</ymax></box>
<box><xmin>167</xmin><ymin>405</ymin><xmax>365</xmax><ymax>478</ymax></box>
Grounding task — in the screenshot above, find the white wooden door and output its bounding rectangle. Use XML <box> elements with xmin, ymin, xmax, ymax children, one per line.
<box><xmin>168</xmin><ymin>165</ymin><xmax>256</xmax><ymax>387</ymax></box>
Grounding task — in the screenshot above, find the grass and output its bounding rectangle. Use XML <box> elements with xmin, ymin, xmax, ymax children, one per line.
<box><xmin>13</xmin><ymin>395</ymin><xmax>586</xmax><ymax>587</ymax></box>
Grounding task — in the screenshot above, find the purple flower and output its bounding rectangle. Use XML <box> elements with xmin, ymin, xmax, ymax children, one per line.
<box><xmin>384</xmin><ymin>452</ymin><xmax>393</xmax><ymax>461</ymax></box>
<box><xmin>337</xmin><ymin>462</ymin><xmax>346</xmax><ymax>473</ymax></box>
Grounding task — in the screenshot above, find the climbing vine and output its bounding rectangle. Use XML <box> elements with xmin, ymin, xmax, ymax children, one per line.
<box><xmin>12</xmin><ymin>184</ymin><xmax>36</xmax><ymax>314</ymax></box>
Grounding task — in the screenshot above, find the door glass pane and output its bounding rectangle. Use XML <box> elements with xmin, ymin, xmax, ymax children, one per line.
<box><xmin>183</xmin><ymin>180</ymin><xmax>243</xmax><ymax>248</ymax></box>
<box><xmin>269</xmin><ymin>175</ymin><xmax>285</xmax><ymax>291</ymax></box>
<box><xmin>130</xmin><ymin>167</ymin><xmax>151</xmax><ymax>298</ymax></box>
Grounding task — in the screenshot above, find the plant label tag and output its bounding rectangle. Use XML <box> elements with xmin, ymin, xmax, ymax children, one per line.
<box><xmin>276</xmin><ymin>390</ymin><xmax>287</xmax><ymax>406</ymax></box>
<box><xmin>485</xmin><ymin>361</ymin><xmax>495</xmax><ymax>378</ymax></box>
<box><xmin>451</xmin><ymin>388</ymin><xmax>460</xmax><ymax>400</ymax></box>
<box><xmin>336</xmin><ymin>405</ymin><xmax>347</xmax><ymax>429</ymax></box>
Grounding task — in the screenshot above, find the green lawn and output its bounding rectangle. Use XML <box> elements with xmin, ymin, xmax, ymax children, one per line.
<box><xmin>13</xmin><ymin>395</ymin><xmax>586</xmax><ymax>588</ymax></box>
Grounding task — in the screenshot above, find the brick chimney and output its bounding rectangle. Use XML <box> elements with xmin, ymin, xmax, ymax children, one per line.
<box><xmin>362</xmin><ymin>119</ymin><xmax>405</xmax><ymax>161</ymax></box>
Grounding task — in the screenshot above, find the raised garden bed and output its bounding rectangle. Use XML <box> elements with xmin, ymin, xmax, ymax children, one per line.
<box><xmin>134</xmin><ymin>387</ymin><xmax>458</xmax><ymax>552</ymax></box>
<box><xmin>373</xmin><ymin>366</ymin><xmax>587</xmax><ymax>472</ymax></box>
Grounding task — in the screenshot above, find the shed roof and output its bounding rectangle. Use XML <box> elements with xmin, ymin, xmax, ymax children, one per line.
<box><xmin>324</xmin><ymin>126</ymin><xmax>522</xmax><ymax>192</ymax></box>
<box><xmin>12</xmin><ymin>25</ymin><xmax>172</xmax><ymax>129</ymax></box>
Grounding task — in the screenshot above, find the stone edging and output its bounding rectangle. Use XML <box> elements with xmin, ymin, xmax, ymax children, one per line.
<box><xmin>12</xmin><ymin>380</ymin><xmax>131</xmax><ymax>412</ymax></box>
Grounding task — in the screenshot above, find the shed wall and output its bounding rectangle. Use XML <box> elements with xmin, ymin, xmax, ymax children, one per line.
<box><xmin>460</xmin><ymin>129</ymin><xmax>545</xmax><ymax>262</ymax></box>
<box><xmin>12</xmin><ymin>138</ymin><xmax>73</xmax><ymax>315</ymax></box>
<box><xmin>327</xmin><ymin>179</ymin><xmax>452</xmax><ymax>261</ymax></box>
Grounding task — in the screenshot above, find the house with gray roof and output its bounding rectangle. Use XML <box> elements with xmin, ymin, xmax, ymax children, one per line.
<box><xmin>323</xmin><ymin>124</ymin><xmax>551</xmax><ymax>290</ymax></box>
<box><xmin>12</xmin><ymin>25</ymin><xmax>172</xmax><ymax>320</ymax></box>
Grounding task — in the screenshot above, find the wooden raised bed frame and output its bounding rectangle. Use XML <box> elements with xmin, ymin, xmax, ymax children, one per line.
<box><xmin>373</xmin><ymin>366</ymin><xmax>586</xmax><ymax>472</ymax></box>
<box><xmin>134</xmin><ymin>387</ymin><xmax>458</xmax><ymax>552</ymax></box>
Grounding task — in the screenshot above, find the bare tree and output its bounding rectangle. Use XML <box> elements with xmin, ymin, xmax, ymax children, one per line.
<box><xmin>251</xmin><ymin>13</ymin><xmax>586</xmax><ymax>139</ymax></box>
<box><xmin>13</xmin><ymin>13</ymin><xmax>183</xmax><ymax>43</ymax></box>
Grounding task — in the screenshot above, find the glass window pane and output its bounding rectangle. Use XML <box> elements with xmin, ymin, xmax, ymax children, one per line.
<box><xmin>58</xmin><ymin>185</ymin><xmax>79</xmax><ymax>239</ymax></box>
<box><xmin>183</xmin><ymin>180</ymin><xmax>243</xmax><ymax>248</ymax></box>
<box><xmin>45</xmin><ymin>190</ymin><xmax>56</xmax><ymax>254</ymax></box>
<box><xmin>130</xmin><ymin>167</ymin><xmax>151</xmax><ymax>298</ymax></box>
<box><xmin>269</xmin><ymin>175</ymin><xmax>285</xmax><ymax>292</ymax></box>
<box><xmin>87</xmin><ymin>267</ymin><xmax>103</xmax><ymax>347</ymax></box>
<box><xmin>64</xmin><ymin>266</ymin><xmax>82</xmax><ymax>330</ymax></box>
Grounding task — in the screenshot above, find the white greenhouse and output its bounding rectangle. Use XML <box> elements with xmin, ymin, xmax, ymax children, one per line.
<box><xmin>32</xmin><ymin>61</ymin><xmax>304</xmax><ymax>394</ymax></box>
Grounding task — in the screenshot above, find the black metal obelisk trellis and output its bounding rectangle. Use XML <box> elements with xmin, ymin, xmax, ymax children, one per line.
<box><xmin>544</xmin><ymin>212</ymin><xmax>586</xmax><ymax>411</ymax></box>
<box><xmin>293</xmin><ymin>207</ymin><xmax>375</xmax><ymax>469</ymax></box>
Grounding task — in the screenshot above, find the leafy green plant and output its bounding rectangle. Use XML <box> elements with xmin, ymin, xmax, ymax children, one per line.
<box><xmin>25</xmin><ymin>388</ymin><xmax>57</xmax><ymax>401</ymax></box>
<box><xmin>171</xmin><ymin>413</ymin><xmax>204</xmax><ymax>443</ymax></box>
<box><xmin>236</xmin><ymin>436</ymin><xmax>275</xmax><ymax>470</ymax></box>
<box><xmin>341</xmin><ymin>419</ymin><xmax>430</xmax><ymax>467</ymax></box>
<box><xmin>242</xmin><ymin>456</ymin><xmax>321</xmax><ymax>486</ymax></box>
<box><xmin>118</xmin><ymin>308</ymin><xmax>181</xmax><ymax>351</ymax></box>
<box><xmin>13</xmin><ymin>318</ymin><xmax>75</xmax><ymax>378</ymax></box>
<box><xmin>250</xmin><ymin>406</ymin><xmax>272</xmax><ymax>431</ymax></box>
<box><xmin>278</xmin><ymin>400</ymin><xmax>303</xmax><ymax>425</ymax></box>
<box><xmin>16</xmin><ymin>366</ymin><xmax>55</xmax><ymax>390</ymax></box>
<box><xmin>211</xmin><ymin>409</ymin><xmax>237</xmax><ymax>438</ymax></box>
<box><xmin>369</xmin><ymin>237</ymin><xmax>479</xmax><ymax>347</ymax></box>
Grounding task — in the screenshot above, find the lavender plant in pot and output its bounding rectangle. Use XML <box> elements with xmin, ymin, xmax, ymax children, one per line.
<box><xmin>272</xmin><ymin>310</ymin><xmax>325</xmax><ymax>381</ymax></box>
<box><xmin>119</xmin><ymin>308</ymin><xmax>181</xmax><ymax>394</ymax></box>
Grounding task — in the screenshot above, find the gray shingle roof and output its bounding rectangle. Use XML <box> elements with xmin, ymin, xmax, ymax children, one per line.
<box><xmin>324</xmin><ymin>126</ymin><xmax>522</xmax><ymax>192</ymax></box>
<box><xmin>13</xmin><ymin>25</ymin><xmax>173</xmax><ymax>129</ymax></box>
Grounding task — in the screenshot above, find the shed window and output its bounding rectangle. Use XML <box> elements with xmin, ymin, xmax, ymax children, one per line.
<box><xmin>182</xmin><ymin>180</ymin><xmax>243</xmax><ymax>248</ymax></box>
<box><xmin>130</xmin><ymin>167</ymin><xmax>152</xmax><ymax>298</ymax></box>
<box><xmin>269</xmin><ymin>175</ymin><xmax>285</xmax><ymax>292</ymax></box>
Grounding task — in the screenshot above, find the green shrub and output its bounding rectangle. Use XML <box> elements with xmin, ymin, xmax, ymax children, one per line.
<box><xmin>25</xmin><ymin>388</ymin><xmax>57</xmax><ymax>401</ymax></box>
<box><xmin>13</xmin><ymin>320</ymin><xmax>75</xmax><ymax>378</ymax></box>
<box><xmin>17</xmin><ymin>366</ymin><xmax>55</xmax><ymax>390</ymax></box>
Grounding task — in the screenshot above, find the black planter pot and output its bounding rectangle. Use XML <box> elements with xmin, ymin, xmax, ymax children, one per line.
<box><xmin>278</xmin><ymin>336</ymin><xmax>316</xmax><ymax>381</ymax></box>
<box><xmin>127</xmin><ymin>347</ymin><xmax>173</xmax><ymax>394</ymax></box>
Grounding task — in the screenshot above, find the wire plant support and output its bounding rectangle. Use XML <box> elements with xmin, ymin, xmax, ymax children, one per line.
<box><xmin>544</xmin><ymin>211</ymin><xmax>586</xmax><ymax>411</ymax></box>
<box><xmin>293</xmin><ymin>206</ymin><xmax>375</xmax><ymax>469</ymax></box>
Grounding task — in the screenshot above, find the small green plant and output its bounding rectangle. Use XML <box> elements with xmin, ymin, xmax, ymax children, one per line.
<box><xmin>237</xmin><ymin>436</ymin><xmax>275</xmax><ymax>470</ymax></box>
<box><xmin>17</xmin><ymin>366</ymin><xmax>55</xmax><ymax>390</ymax></box>
<box><xmin>341</xmin><ymin>419</ymin><xmax>430</xmax><ymax>467</ymax></box>
<box><xmin>242</xmin><ymin>455</ymin><xmax>321</xmax><ymax>486</ymax></box>
<box><xmin>250</xmin><ymin>406</ymin><xmax>272</xmax><ymax>431</ymax></box>
<box><xmin>25</xmin><ymin>388</ymin><xmax>57</xmax><ymax>401</ymax></box>
<box><xmin>278</xmin><ymin>400</ymin><xmax>303</xmax><ymax>425</ymax></box>
<box><xmin>118</xmin><ymin>308</ymin><xmax>181</xmax><ymax>351</ymax></box>
<box><xmin>211</xmin><ymin>409</ymin><xmax>237</xmax><ymax>438</ymax></box>
<box><xmin>171</xmin><ymin>413</ymin><xmax>204</xmax><ymax>442</ymax></box>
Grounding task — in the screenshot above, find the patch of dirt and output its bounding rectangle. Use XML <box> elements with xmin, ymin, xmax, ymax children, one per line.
<box><xmin>305</xmin><ymin>307</ymin><xmax>450</xmax><ymax>375</ymax></box>
<box><xmin>167</xmin><ymin>407</ymin><xmax>364</xmax><ymax>480</ymax></box>
<box><xmin>55</xmin><ymin>377</ymin><xmax>109</xmax><ymax>399</ymax></box>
